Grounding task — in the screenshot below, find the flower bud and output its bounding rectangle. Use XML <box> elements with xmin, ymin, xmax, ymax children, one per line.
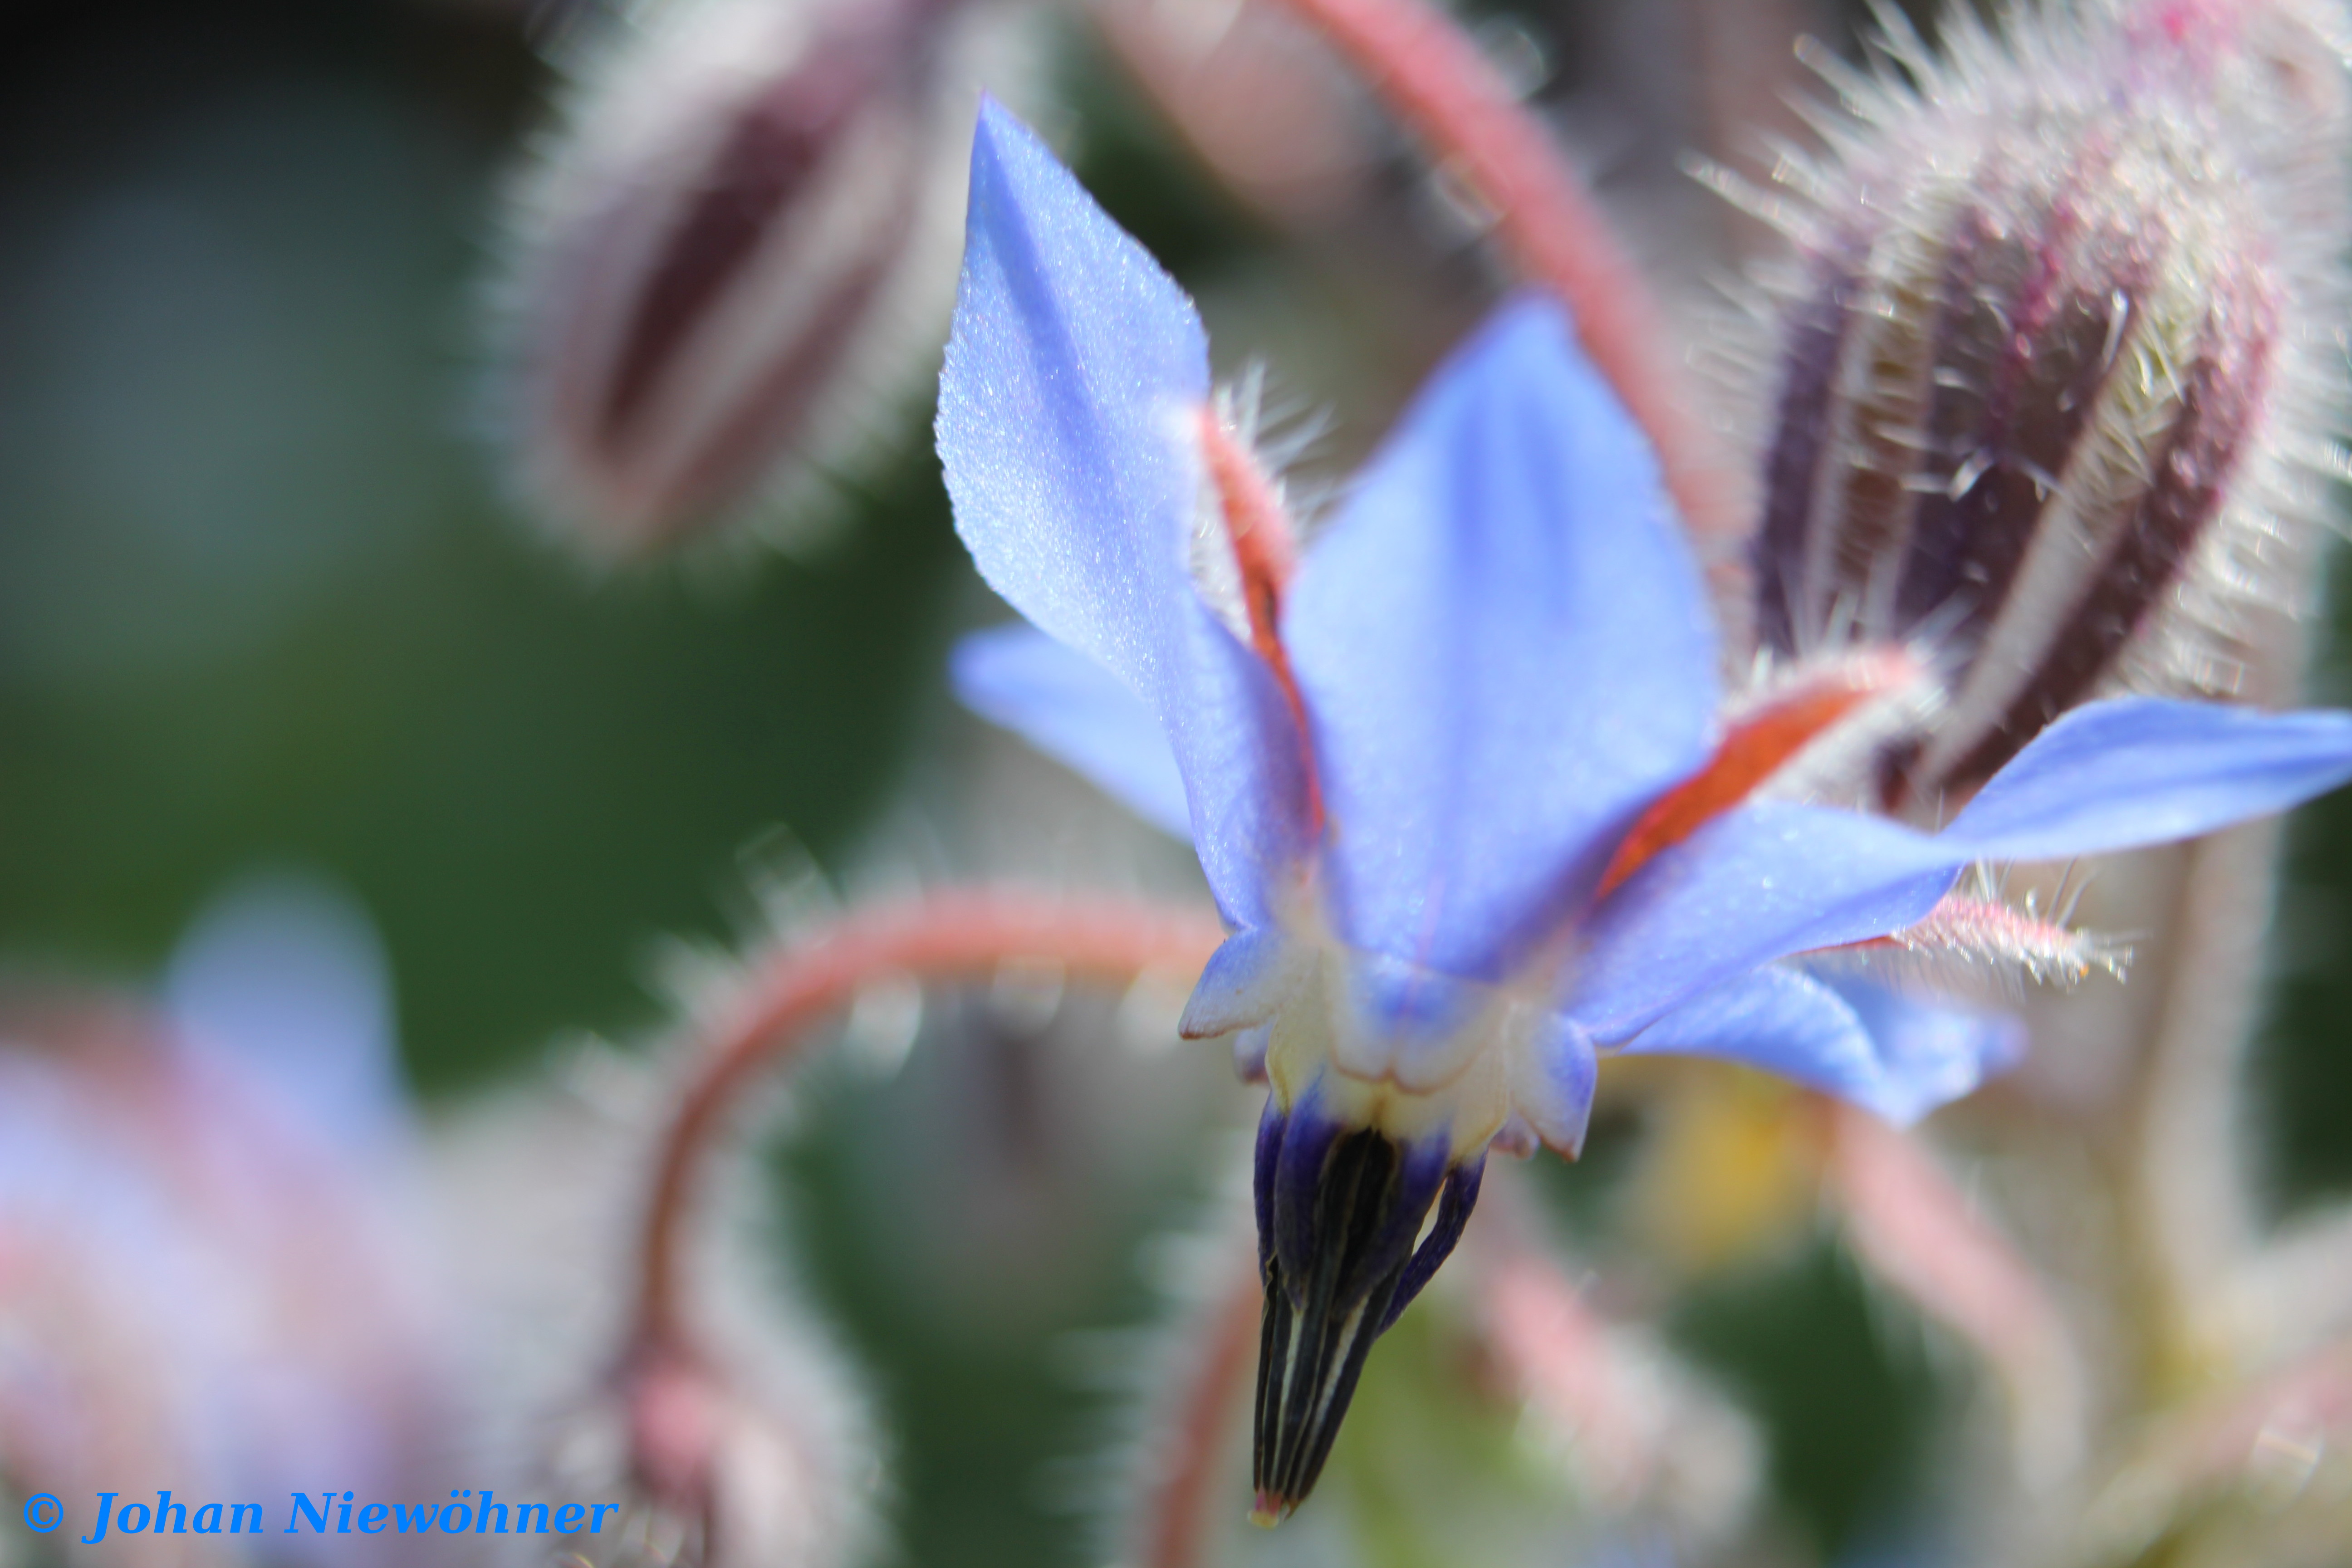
<box><xmin>540</xmin><ymin>1336</ymin><xmax>873</xmax><ymax>1568</ymax></box>
<box><xmin>491</xmin><ymin>0</ymin><xmax>990</xmax><ymax>557</ymax></box>
<box><xmin>0</xmin><ymin>980</ymin><xmax>455</xmax><ymax>1563</ymax></box>
<box><xmin>1747</xmin><ymin>0</ymin><xmax>2349</xmax><ymax>799</ymax></box>
<box><xmin>458</xmin><ymin>1063</ymin><xmax>881</xmax><ymax>1568</ymax></box>
<box><xmin>634</xmin><ymin>1346</ymin><xmax>834</xmax><ymax>1565</ymax></box>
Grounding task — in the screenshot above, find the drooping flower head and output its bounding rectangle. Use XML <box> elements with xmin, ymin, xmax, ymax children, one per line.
<box><xmin>934</xmin><ymin>102</ymin><xmax>2352</xmax><ymax>1518</ymax></box>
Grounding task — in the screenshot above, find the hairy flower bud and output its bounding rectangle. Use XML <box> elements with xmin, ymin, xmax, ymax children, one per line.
<box><xmin>1744</xmin><ymin>0</ymin><xmax>2351</xmax><ymax>801</ymax></box>
<box><xmin>456</xmin><ymin>1062</ymin><xmax>880</xmax><ymax>1568</ymax></box>
<box><xmin>555</xmin><ymin>1343</ymin><xmax>863</xmax><ymax>1568</ymax></box>
<box><xmin>491</xmin><ymin>0</ymin><xmax>993</xmax><ymax>557</ymax></box>
<box><xmin>0</xmin><ymin>919</ymin><xmax>455</xmax><ymax>1566</ymax></box>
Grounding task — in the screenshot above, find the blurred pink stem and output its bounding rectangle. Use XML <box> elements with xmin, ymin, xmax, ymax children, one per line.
<box><xmin>1827</xmin><ymin>1103</ymin><xmax>2087</xmax><ymax>1482</ymax></box>
<box><xmin>1264</xmin><ymin>0</ymin><xmax>1744</xmax><ymax>550</ymax></box>
<box><xmin>2166</xmin><ymin>1337</ymin><xmax>2352</xmax><ymax>1489</ymax></box>
<box><xmin>631</xmin><ymin>891</ymin><xmax>1226</xmax><ymax>1349</ymax></box>
<box><xmin>1480</xmin><ymin>1252</ymin><xmax>1657</xmax><ymax>1497</ymax></box>
<box><xmin>2073</xmin><ymin>1336</ymin><xmax>2352</xmax><ymax>1563</ymax></box>
<box><xmin>1127</xmin><ymin>1246</ymin><xmax>1264</xmax><ymax>1568</ymax></box>
<box><xmin>1462</xmin><ymin>1171</ymin><xmax>1753</xmax><ymax>1510</ymax></box>
<box><xmin>2126</xmin><ymin>826</ymin><xmax>2276</xmax><ymax>1341</ymax></box>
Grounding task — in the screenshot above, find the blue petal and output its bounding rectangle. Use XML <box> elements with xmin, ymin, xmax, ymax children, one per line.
<box><xmin>1816</xmin><ymin>972</ymin><xmax>2025</xmax><ymax>1123</ymax></box>
<box><xmin>1177</xmin><ymin>925</ymin><xmax>1302</xmax><ymax>1038</ymax></box>
<box><xmin>1571</xmin><ymin>697</ymin><xmax>2352</xmax><ymax>1084</ymax></box>
<box><xmin>1568</xmin><ymin>804</ymin><xmax>1960</xmax><ymax>1041</ymax></box>
<box><xmin>1507</xmin><ymin>1013</ymin><xmax>1599</xmax><ymax>1155</ymax></box>
<box><xmin>1939</xmin><ymin>697</ymin><xmax>2352</xmax><ymax>863</ymax></box>
<box><xmin>936</xmin><ymin>103</ymin><xmax>1307</xmax><ymax>927</ymax></box>
<box><xmin>164</xmin><ymin>872</ymin><xmax>406</xmax><ymax>1149</ymax></box>
<box><xmin>951</xmin><ymin>625</ymin><xmax>1192</xmax><ymax>838</ymax></box>
<box><xmin>1618</xmin><ymin>966</ymin><xmax>2020</xmax><ymax>1124</ymax></box>
<box><xmin>1283</xmin><ymin>295</ymin><xmax>1717</xmax><ymax>990</ymax></box>
<box><xmin>1618</xmin><ymin>966</ymin><xmax>1874</xmax><ymax>1090</ymax></box>
<box><xmin>1570</xmin><ymin>699</ymin><xmax>2352</xmax><ymax>1052</ymax></box>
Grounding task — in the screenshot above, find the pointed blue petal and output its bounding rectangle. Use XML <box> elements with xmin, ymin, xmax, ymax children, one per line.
<box><xmin>1617</xmin><ymin>966</ymin><xmax>2019</xmax><ymax>1124</ymax></box>
<box><xmin>939</xmin><ymin>102</ymin><xmax>1204</xmax><ymax>673</ymax></box>
<box><xmin>1618</xmin><ymin>965</ymin><xmax>1874</xmax><ymax>1093</ymax></box>
<box><xmin>1815</xmin><ymin>972</ymin><xmax>2026</xmax><ymax>1123</ymax></box>
<box><xmin>1572</xmin><ymin>698</ymin><xmax>2352</xmax><ymax>1082</ymax></box>
<box><xmin>1569</xmin><ymin>804</ymin><xmax>1962</xmax><ymax>1041</ymax></box>
<box><xmin>951</xmin><ymin>625</ymin><xmax>1192</xmax><ymax>839</ymax></box>
<box><xmin>1508</xmin><ymin>1013</ymin><xmax>1598</xmax><ymax>1155</ymax></box>
<box><xmin>1283</xmin><ymin>296</ymin><xmax>1717</xmax><ymax>983</ymax></box>
<box><xmin>1940</xmin><ymin>697</ymin><xmax>2352</xmax><ymax>863</ymax></box>
<box><xmin>1177</xmin><ymin>926</ymin><xmax>1302</xmax><ymax>1038</ymax></box>
<box><xmin>937</xmin><ymin>103</ymin><xmax>1307</xmax><ymax>926</ymax></box>
<box><xmin>165</xmin><ymin>872</ymin><xmax>405</xmax><ymax>1149</ymax></box>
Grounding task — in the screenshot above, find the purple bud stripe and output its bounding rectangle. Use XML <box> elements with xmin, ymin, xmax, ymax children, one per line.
<box><xmin>598</xmin><ymin>33</ymin><xmax>906</xmax><ymax>451</ymax></box>
<box><xmin>1940</xmin><ymin>270</ymin><xmax>2280</xmax><ymax>786</ymax></box>
<box><xmin>653</xmin><ymin>221</ymin><xmax>905</xmax><ymax>527</ymax></box>
<box><xmin>602</xmin><ymin>82</ymin><xmax>857</xmax><ymax>444</ymax></box>
<box><xmin>1813</xmin><ymin>203</ymin><xmax>1957</xmax><ymax>638</ymax></box>
<box><xmin>1895</xmin><ymin>145</ymin><xmax>2138</xmax><ymax>648</ymax></box>
<box><xmin>1755</xmin><ymin>238</ymin><xmax>1867</xmax><ymax>653</ymax></box>
<box><xmin>1886</xmin><ymin>198</ymin><xmax>2017</xmax><ymax>628</ymax></box>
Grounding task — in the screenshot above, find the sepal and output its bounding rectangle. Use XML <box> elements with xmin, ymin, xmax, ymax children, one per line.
<box><xmin>1507</xmin><ymin>1012</ymin><xmax>1599</xmax><ymax>1156</ymax></box>
<box><xmin>1178</xmin><ymin>927</ymin><xmax>1305</xmax><ymax>1039</ymax></box>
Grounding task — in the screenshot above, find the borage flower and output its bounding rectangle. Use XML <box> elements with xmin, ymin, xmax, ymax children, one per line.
<box><xmin>935</xmin><ymin>103</ymin><xmax>2352</xmax><ymax>1520</ymax></box>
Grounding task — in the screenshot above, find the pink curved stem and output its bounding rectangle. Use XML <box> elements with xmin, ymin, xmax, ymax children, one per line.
<box><xmin>1265</xmin><ymin>0</ymin><xmax>1744</xmax><ymax>551</ymax></box>
<box><xmin>632</xmin><ymin>890</ymin><xmax>1227</xmax><ymax>1348</ymax></box>
<box><xmin>1127</xmin><ymin>1245</ymin><xmax>1264</xmax><ymax>1568</ymax></box>
<box><xmin>1827</xmin><ymin>1104</ymin><xmax>2087</xmax><ymax>1482</ymax></box>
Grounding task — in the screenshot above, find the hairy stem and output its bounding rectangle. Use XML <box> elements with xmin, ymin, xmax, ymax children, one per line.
<box><xmin>632</xmin><ymin>890</ymin><xmax>1226</xmax><ymax>1348</ymax></box>
<box><xmin>1827</xmin><ymin>1102</ymin><xmax>2088</xmax><ymax>1487</ymax></box>
<box><xmin>2121</xmin><ymin>825</ymin><xmax>2278</xmax><ymax>1393</ymax></box>
<box><xmin>1128</xmin><ymin>1241</ymin><xmax>1264</xmax><ymax>1568</ymax></box>
<box><xmin>1263</xmin><ymin>0</ymin><xmax>1743</xmax><ymax>550</ymax></box>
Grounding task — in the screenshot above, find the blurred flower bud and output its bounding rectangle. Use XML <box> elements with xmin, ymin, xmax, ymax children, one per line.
<box><xmin>0</xmin><ymin>877</ymin><xmax>457</xmax><ymax>1565</ymax></box>
<box><xmin>461</xmin><ymin>1049</ymin><xmax>881</xmax><ymax>1568</ymax></box>
<box><xmin>1744</xmin><ymin>0</ymin><xmax>2351</xmax><ymax>801</ymax></box>
<box><xmin>491</xmin><ymin>0</ymin><xmax>1000</xmax><ymax>558</ymax></box>
<box><xmin>546</xmin><ymin>1340</ymin><xmax>862</xmax><ymax>1568</ymax></box>
<box><xmin>526</xmin><ymin>1303</ymin><xmax>877</xmax><ymax>1568</ymax></box>
<box><xmin>1093</xmin><ymin>0</ymin><xmax>1380</xmax><ymax>229</ymax></box>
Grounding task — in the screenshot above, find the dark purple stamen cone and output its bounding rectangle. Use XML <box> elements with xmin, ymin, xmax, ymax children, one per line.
<box><xmin>1749</xmin><ymin>22</ymin><xmax>2298</xmax><ymax>804</ymax></box>
<box><xmin>1249</xmin><ymin>1098</ymin><xmax>1482</xmax><ymax>1522</ymax></box>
